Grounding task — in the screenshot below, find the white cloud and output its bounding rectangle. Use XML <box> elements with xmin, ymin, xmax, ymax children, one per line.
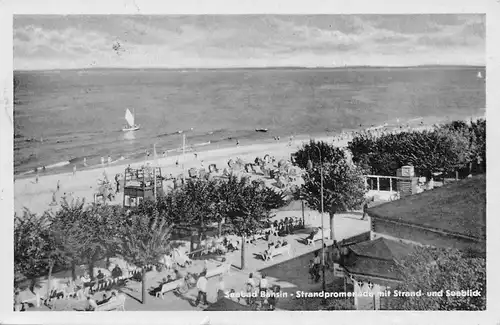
<box><xmin>13</xmin><ymin>15</ymin><xmax>485</xmax><ymax>70</ymax></box>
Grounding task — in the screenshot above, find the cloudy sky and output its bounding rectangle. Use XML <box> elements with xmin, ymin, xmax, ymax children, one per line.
<box><xmin>13</xmin><ymin>14</ymin><xmax>485</xmax><ymax>70</ymax></box>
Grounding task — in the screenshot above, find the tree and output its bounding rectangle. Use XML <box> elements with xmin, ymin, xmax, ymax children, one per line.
<box><xmin>389</xmin><ymin>246</ymin><xmax>486</xmax><ymax>310</ymax></box>
<box><xmin>301</xmin><ymin>159</ymin><xmax>366</xmax><ymax>240</ymax></box>
<box><xmin>294</xmin><ymin>140</ymin><xmax>346</xmax><ymax>170</ymax></box>
<box><xmin>260</xmin><ymin>186</ymin><xmax>287</xmax><ymax>211</ymax></box>
<box><xmin>221</xmin><ymin>175</ymin><xmax>272</xmax><ymax>269</ymax></box>
<box><xmin>14</xmin><ymin>210</ymin><xmax>62</xmax><ymax>294</ymax></box>
<box><xmin>348</xmin><ymin>126</ymin><xmax>475</xmax><ymax>178</ymax></box>
<box><xmin>119</xmin><ymin>213</ymin><xmax>174</xmax><ymax>305</ymax></box>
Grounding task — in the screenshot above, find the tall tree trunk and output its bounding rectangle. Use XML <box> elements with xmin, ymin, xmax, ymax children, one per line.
<box><xmin>141</xmin><ymin>269</ymin><xmax>147</xmax><ymax>305</ymax></box>
<box><xmin>89</xmin><ymin>259</ymin><xmax>95</xmax><ymax>281</ymax></box>
<box><xmin>329</xmin><ymin>212</ymin><xmax>335</xmax><ymax>242</ymax></box>
<box><xmin>46</xmin><ymin>261</ymin><xmax>54</xmax><ymax>301</ymax></box>
<box><xmin>106</xmin><ymin>255</ymin><xmax>110</xmax><ymax>268</ymax></box>
<box><xmin>241</xmin><ymin>235</ymin><xmax>246</xmax><ymax>270</ymax></box>
<box><xmin>190</xmin><ymin>230</ymin><xmax>195</xmax><ymax>253</ymax></box>
<box><xmin>71</xmin><ymin>262</ymin><xmax>76</xmax><ymax>281</ymax></box>
<box><xmin>217</xmin><ymin>221</ymin><xmax>222</xmax><ymax>237</ymax></box>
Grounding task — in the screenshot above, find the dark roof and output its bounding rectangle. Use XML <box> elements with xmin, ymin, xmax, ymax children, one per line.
<box><xmin>343</xmin><ymin>238</ymin><xmax>414</xmax><ymax>281</ymax></box>
<box><xmin>204</xmin><ymin>298</ymin><xmax>253</xmax><ymax>311</ymax></box>
<box><xmin>343</xmin><ymin>257</ymin><xmax>401</xmax><ymax>281</ymax></box>
<box><xmin>339</xmin><ymin>231</ymin><xmax>371</xmax><ymax>247</ymax></box>
<box><xmin>367</xmin><ymin>175</ymin><xmax>486</xmax><ymax>240</ymax></box>
<box><xmin>350</xmin><ymin>237</ymin><xmax>414</xmax><ymax>261</ymax></box>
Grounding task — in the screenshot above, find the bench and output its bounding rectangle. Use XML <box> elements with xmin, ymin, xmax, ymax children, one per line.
<box><xmin>155</xmin><ymin>279</ymin><xmax>185</xmax><ymax>299</ymax></box>
<box><xmin>95</xmin><ymin>294</ymin><xmax>126</xmax><ymax>311</ymax></box>
<box><xmin>245</xmin><ymin>233</ymin><xmax>266</xmax><ymax>243</ymax></box>
<box><xmin>263</xmin><ymin>244</ymin><xmax>292</xmax><ymax>261</ymax></box>
<box><xmin>306</xmin><ymin>229</ymin><xmax>331</xmax><ymax>246</ymax></box>
<box><xmin>205</xmin><ymin>262</ymin><xmax>231</xmax><ymax>278</ymax></box>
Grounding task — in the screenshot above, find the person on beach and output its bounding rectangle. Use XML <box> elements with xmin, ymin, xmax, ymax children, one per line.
<box><xmin>83</xmin><ymin>157</ymin><xmax>87</xmax><ymax>167</ymax></box>
<box><xmin>35</xmin><ymin>170</ymin><xmax>39</xmax><ymax>184</ymax></box>
<box><xmin>56</xmin><ymin>180</ymin><xmax>60</xmax><ymax>192</ymax></box>
<box><xmin>50</xmin><ymin>191</ymin><xmax>58</xmax><ymax>206</ymax></box>
<box><xmin>115</xmin><ymin>174</ymin><xmax>120</xmax><ymax>193</ymax></box>
<box><xmin>73</xmin><ymin>165</ymin><xmax>76</xmax><ymax>176</ymax></box>
<box><xmin>362</xmin><ymin>202</ymin><xmax>369</xmax><ymax>220</ymax></box>
<box><xmin>236</xmin><ymin>140</ymin><xmax>240</xmax><ymax>147</ymax></box>
<box><xmin>107</xmin><ymin>156</ymin><xmax>112</xmax><ymax>166</ymax></box>
<box><xmin>163</xmin><ymin>151</ymin><xmax>167</xmax><ymax>158</ymax></box>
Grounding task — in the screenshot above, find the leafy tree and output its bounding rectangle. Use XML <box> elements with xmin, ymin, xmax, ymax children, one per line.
<box><xmin>119</xmin><ymin>213</ymin><xmax>174</xmax><ymax>304</ymax></box>
<box><xmin>294</xmin><ymin>140</ymin><xmax>346</xmax><ymax>170</ymax></box>
<box><xmin>348</xmin><ymin>127</ymin><xmax>475</xmax><ymax>177</ymax></box>
<box><xmin>260</xmin><ymin>187</ymin><xmax>287</xmax><ymax>211</ymax></box>
<box><xmin>389</xmin><ymin>246</ymin><xmax>486</xmax><ymax>310</ymax></box>
<box><xmin>221</xmin><ymin>175</ymin><xmax>272</xmax><ymax>269</ymax></box>
<box><xmin>84</xmin><ymin>204</ymin><xmax>124</xmax><ymax>269</ymax></box>
<box><xmin>181</xmin><ymin>179</ymin><xmax>218</xmax><ymax>244</ymax></box>
<box><xmin>14</xmin><ymin>210</ymin><xmax>62</xmax><ymax>294</ymax></box>
<box><xmin>470</xmin><ymin>119</ymin><xmax>486</xmax><ymax>173</ymax></box>
<box><xmin>49</xmin><ymin>198</ymin><xmax>103</xmax><ymax>280</ymax></box>
<box><xmin>301</xmin><ymin>159</ymin><xmax>366</xmax><ymax>240</ymax></box>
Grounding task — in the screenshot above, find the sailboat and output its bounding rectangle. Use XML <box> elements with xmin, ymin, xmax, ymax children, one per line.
<box><xmin>477</xmin><ymin>71</ymin><xmax>483</xmax><ymax>79</ymax></box>
<box><xmin>122</xmin><ymin>108</ymin><xmax>140</xmax><ymax>132</ymax></box>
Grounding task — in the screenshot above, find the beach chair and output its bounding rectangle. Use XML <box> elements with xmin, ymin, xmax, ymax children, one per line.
<box><xmin>173</xmin><ymin>249</ymin><xmax>192</xmax><ymax>267</ymax></box>
<box><xmin>263</xmin><ymin>244</ymin><xmax>292</xmax><ymax>261</ymax></box>
<box><xmin>155</xmin><ymin>279</ymin><xmax>184</xmax><ymax>299</ymax></box>
<box><xmin>205</xmin><ymin>262</ymin><xmax>232</xmax><ymax>278</ymax></box>
<box><xmin>95</xmin><ymin>294</ymin><xmax>126</xmax><ymax>311</ymax></box>
<box><xmin>208</xmin><ymin>164</ymin><xmax>218</xmax><ymax>173</ymax></box>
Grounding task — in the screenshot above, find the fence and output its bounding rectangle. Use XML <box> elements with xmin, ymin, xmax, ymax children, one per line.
<box><xmin>364</xmin><ymin>175</ymin><xmax>410</xmax><ymax>192</ymax></box>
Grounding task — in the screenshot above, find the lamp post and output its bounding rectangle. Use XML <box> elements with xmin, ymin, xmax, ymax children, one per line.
<box><xmin>308</xmin><ymin>145</ymin><xmax>326</xmax><ymax>304</ymax></box>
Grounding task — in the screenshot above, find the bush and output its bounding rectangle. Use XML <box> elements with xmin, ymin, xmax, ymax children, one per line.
<box><xmin>347</xmin><ymin>120</ymin><xmax>483</xmax><ymax>177</ymax></box>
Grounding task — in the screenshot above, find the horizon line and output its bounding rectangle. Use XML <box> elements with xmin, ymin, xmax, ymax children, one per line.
<box><xmin>14</xmin><ymin>64</ymin><xmax>486</xmax><ymax>73</ymax></box>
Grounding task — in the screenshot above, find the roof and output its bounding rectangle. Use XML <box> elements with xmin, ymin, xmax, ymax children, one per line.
<box><xmin>367</xmin><ymin>175</ymin><xmax>486</xmax><ymax>240</ymax></box>
<box><xmin>349</xmin><ymin>237</ymin><xmax>415</xmax><ymax>261</ymax></box>
<box><xmin>339</xmin><ymin>231</ymin><xmax>371</xmax><ymax>247</ymax></box>
<box><xmin>342</xmin><ymin>238</ymin><xmax>415</xmax><ymax>281</ymax></box>
<box><xmin>204</xmin><ymin>298</ymin><xmax>253</xmax><ymax>311</ymax></box>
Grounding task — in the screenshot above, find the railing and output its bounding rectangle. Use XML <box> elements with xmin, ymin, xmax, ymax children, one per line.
<box><xmin>364</xmin><ymin>175</ymin><xmax>410</xmax><ymax>192</ymax></box>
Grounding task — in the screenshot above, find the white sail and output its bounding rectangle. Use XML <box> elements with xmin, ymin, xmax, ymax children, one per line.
<box><xmin>477</xmin><ymin>71</ymin><xmax>483</xmax><ymax>79</ymax></box>
<box><xmin>125</xmin><ymin>109</ymin><xmax>135</xmax><ymax>127</ymax></box>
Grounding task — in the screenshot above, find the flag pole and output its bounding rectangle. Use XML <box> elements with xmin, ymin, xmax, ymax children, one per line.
<box><xmin>182</xmin><ymin>133</ymin><xmax>186</xmax><ymax>183</ymax></box>
<box><xmin>153</xmin><ymin>143</ymin><xmax>157</xmax><ymax>200</ymax></box>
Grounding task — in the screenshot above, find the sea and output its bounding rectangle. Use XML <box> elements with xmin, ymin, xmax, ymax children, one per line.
<box><xmin>13</xmin><ymin>66</ymin><xmax>486</xmax><ymax>176</ymax></box>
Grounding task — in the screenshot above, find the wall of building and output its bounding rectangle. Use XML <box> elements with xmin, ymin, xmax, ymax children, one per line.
<box><xmin>371</xmin><ymin>218</ymin><xmax>485</xmax><ymax>253</ymax></box>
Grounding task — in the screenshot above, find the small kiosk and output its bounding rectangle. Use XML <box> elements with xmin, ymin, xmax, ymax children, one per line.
<box><xmin>122</xmin><ymin>166</ymin><xmax>164</xmax><ymax>208</ymax></box>
<box><xmin>396</xmin><ymin>165</ymin><xmax>418</xmax><ymax>197</ymax></box>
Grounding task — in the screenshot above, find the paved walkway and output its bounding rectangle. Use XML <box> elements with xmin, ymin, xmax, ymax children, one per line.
<box><xmin>28</xmin><ymin>210</ymin><xmax>369</xmax><ymax>311</ymax></box>
<box><xmin>119</xmin><ymin>211</ymin><xmax>369</xmax><ymax>311</ymax></box>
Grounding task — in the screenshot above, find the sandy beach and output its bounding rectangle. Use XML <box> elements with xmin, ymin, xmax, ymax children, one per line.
<box><xmin>14</xmin><ymin>133</ymin><xmax>337</xmax><ymax>216</ymax></box>
<box><xmin>14</xmin><ymin>116</ymin><xmax>450</xmax><ymax>216</ymax></box>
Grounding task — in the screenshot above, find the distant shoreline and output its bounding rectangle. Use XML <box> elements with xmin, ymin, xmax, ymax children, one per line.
<box><xmin>14</xmin><ymin>64</ymin><xmax>486</xmax><ymax>73</ymax></box>
<box><xmin>13</xmin><ymin>113</ymin><xmax>485</xmax><ymax>181</ymax></box>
